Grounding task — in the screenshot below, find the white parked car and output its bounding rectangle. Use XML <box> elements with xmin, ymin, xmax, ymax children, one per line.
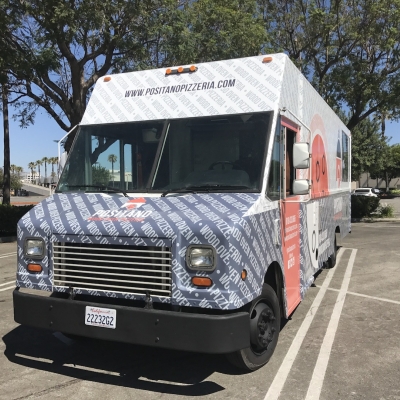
<box><xmin>352</xmin><ymin>188</ymin><xmax>378</xmax><ymax>197</ymax></box>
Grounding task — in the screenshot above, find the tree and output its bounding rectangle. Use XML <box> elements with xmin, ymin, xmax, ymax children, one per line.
<box><xmin>7</xmin><ymin>0</ymin><xmax>267</xmax><ymax>152</ymax></box>
<box><xmin>0</xmin><ymin>167</ymin><xmax>22</xmax><ymax>192</ymax></box>
<box><xmin>108</xmin><ymin>154</ymin><xmax>117</xmax><ymax>186</ymax></box>
<box><xmin>28</xmin><ymin>161</ymin><xmax>35</xmax><ymax>181</ymax></box>
<box><xmin>370</xmin><ymin>144</ymin><xmax>400</xmax><ymax>191</ymax></box>
<box><xmin>36</xmin><ymin>159</ymin><xmax>42</xmax><ymax>185</ymax></box>
<box><xmin>92</xmin><ymin>164</ymin><xmax>111</xmax><ymax>186</ymax></box>
<box><xmin>158</xmin><ymin>0</ymin><xmax>267</xmax><ymax>66</ymax></box>
<box><xmin>42</xmin><ymin>156</ymin><xmax>49</xmax><ymax>185</ymax></box>
<box><xmin>16</xmin><ymin>165</ymin><xmax>23</xmax><ymax>179</ymax></box>
<box><xmin>259</xmin><ymin>0</ymin><xmax>400</xmax><ymax>132</ymax></box>
<box><xmin>350</xmin><ymin>117</ymin><xmax>389</xmax><ymax>181</ymax></box>
<box><xmin>0</xmin><ymin>1</ymin><xmax>25</xmax><ymax>205</ymax></box>
<box><xmin>49</xmin><ymin>157</ymin><xmax>58</xmax><ymax>183</ymax></box>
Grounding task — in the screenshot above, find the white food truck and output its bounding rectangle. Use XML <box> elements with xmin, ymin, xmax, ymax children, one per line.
<box><xmin>14</xmin><ymin>53</ymin><xmax>351</xmax><ymax>371</ymax></box>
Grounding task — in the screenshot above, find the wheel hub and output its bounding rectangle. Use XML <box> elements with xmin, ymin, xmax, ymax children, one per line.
<box><xmin>250</xmin><ymin>302</ymin><xmax>276</xmax><ymax>353</ymax></box>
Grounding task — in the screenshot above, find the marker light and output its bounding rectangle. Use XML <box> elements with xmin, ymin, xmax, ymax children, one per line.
<box><xmin>103</xmin><ymin>76</ymin><xmax>111</xmax><ymax>82</ymax></box>
<box><xmin>192</xmin><ymin>277</ymin><xmax>213</xmax><ymax>287</ymax></box>
<box><xmin>186</xmin><ymin>245</ymin><xmax>215</xmax><ymax>271</ymax></box>
<box><xmin>262</xmin><ymin>56</ymin><xmax>273</xmax><ymax>63</ymax></box>
<box><xmin>27</xmin><ymin>264</ymin><xmax>42</xmax><ymax>273</ymax></box>
<box><xmin>165</xmin><ymin>65</ymin><xmax>198</xmax><ymax>75</ymax></box>
<box><xmin>24</xmin><ymin>238</ymin><xmax>45</xmax><ymax>259</ymax></box>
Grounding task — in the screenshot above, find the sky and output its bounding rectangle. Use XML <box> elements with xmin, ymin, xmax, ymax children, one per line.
<box><xmin>1</xmin><ymin>109</ymin><xmax>400</xmax><ymax>173</ymax></box>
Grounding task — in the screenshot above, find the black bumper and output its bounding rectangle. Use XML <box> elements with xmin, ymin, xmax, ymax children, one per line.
<box><xmin>13</xmin><ymin>289</ymin><xmax>250</xmax><ymax>354</ymax></box>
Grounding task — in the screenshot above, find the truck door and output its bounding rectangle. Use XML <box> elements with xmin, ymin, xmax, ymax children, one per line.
<box><xmin>281</xmin><ymin>121</ymin><xmax>301</xmax><ymax>314</ymax></box>
<box><xmin>268</xmin><ymin>117</ymin><xmax>308</xmax><ymax>315</ymax></box>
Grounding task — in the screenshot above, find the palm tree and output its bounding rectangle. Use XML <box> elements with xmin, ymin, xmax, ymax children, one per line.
<box><xmin>10</xmin><ymin>164</ymin><xmax>16</xmax><ymax>174</ymax></box>
<box><xmin>16</xmin><ymin>166</ymin><xmax>23</xmax><ymax>177</ymax></box>
<box><xmin>36</xmin><ymin>160</ymin><xmax>43</xmax><ymax>185</ymax></box>
<box><xmin>50</xmin><ymin>157</ymin><xmax>58</xmax><ymax>183</ymax></box>
<box><xmin>42</xmin><ymin>157</ymin><xmax>49</xmax><ymax>185</ymax></box>
<box><xmin>107</xmin><ymin>154</ymin><xmax>117</xmax><ymax>186</ymax></box>
<box><xmin>28</xmin><ymin>162</ymin><xmax>35</xmax><ymax>182</ymax></box>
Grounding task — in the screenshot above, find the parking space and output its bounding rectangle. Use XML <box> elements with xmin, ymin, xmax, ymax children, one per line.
<box><xmin>0</xmin><ymin>222</ymin><xmax>399</xmax><ymax>399</ymax></box>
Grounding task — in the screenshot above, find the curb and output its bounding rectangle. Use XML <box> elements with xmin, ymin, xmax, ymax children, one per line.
<box><xmin>352</xmin><ymin>218</ymin><xmax>400</xmax><ymax>223</ymax></box>
<box><xmin>0</xmin><ymin>236</ymin><xmax>17</xmax><ymax>243</ymax></box>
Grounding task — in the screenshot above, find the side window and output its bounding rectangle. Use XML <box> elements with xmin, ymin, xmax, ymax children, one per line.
<box><xmin>285</xmin><ymin>128</ymin><xmax>296</xmax><ymax>196</ymax></box>
<box><xmin>267</xmin><ymin>125</ymin><xmax>283</xmax><ymax>200</ymax></box>
<box><xmin>342</xmin><ymin>131</ymin><xmax>349</xmax><ymax>182</ymax></box>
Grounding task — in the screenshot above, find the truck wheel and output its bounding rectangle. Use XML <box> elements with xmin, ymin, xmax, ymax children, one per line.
<box><xmin>226</xmin><ymin>283</ymin><xmax>280</xmax><ymax>371</ymax></box>
<box><xmin>326</xmin><ymin>235</ymin><xmax>338</xmax><ymax>269</ymax></box>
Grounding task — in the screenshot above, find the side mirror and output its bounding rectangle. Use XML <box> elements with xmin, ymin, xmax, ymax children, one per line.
<box><xmin>293</xmin><ymin>179</ymin><xmax>310</xmax><ymax>195</ymax></box>
<box><xmin>293</xmin><ymin>142</ymin><xmax>310</xmax><ymax>169</ymax></box>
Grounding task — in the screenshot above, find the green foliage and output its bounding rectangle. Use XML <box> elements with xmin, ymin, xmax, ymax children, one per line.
<box><xmin>350</xmin><ymin>117</ymin><xmax>389</xmax><ymax>181</ymax></box>
<box><xmin>377</xmin><ymin>203</ymin><xmax>394</xmax><ymax>218</ymax></box>
<box><xmin>0</xmin><ymin>205</ymin><xmax>34</xmax><ymax>235</ymax></box>
<box><xmin>92</xmin><ymin>165</ymin><xmax>111</xmax><ymax>186</ymax></box>
<box><xmin>351</xmin><ymin>195</ymin><xmax>380</xmax><ymax>219</ymax></box>
<box><xmin>370</xmin><ymin>144</ymin><xmax>400</xmax><ymax>191</ymax></box>
<box><xmin>0</xmin><ymin>167</ymin><xmax>22</xmax><ymax>190</ymax></box>
<box><xmin>6</xmin><ymin>0</ymin><xmax>266</xmax><ymax>152</ymax></box>
<box><xmin>260</xmin><ymin>0</ymin><xmax>400</xmax><ymax>131</ymax></box>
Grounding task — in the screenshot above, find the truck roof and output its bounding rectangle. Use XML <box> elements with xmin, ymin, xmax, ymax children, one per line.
<box><xmin>81</xmin><ymin>53</ymin><xmax>349</xmax><ymax>138</ymax></box>
<box><xmin>81</xmin><ymin>54</ymin><xmax>289</xmax><ymax>125</ymax></box>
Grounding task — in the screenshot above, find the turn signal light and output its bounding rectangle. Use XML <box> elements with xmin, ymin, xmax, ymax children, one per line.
<box><xmin>192</xmin><ymin>277</ymin><xmax>213</xmax><ymax>287</ymax></box>
<box><xmin>103</xmin><ymin>76</ymin><xmax>111</xmax><ymax>82</ymax></box>
<box><xmin>262</xmin><ymin>56</ymin><xmax>273</xmax><ymax>63</ymax></box>
<box><xmin>241</xmin><ymin>269</ymin><xmax>247</xmax><ymax>280</ymax></box>
<box><xmin>27</xmin><ymin>263</ymin><xmax>42</xmax><ymax>273</ymax></box>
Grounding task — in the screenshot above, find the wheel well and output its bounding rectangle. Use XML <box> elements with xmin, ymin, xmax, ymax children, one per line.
<box><xmin>264</xmin><ymin>262</ymin><xmax>285</xmax><ymax>319</ymax></box>
<box><xmin>335</xmin><ymin>226</ymin><xmax>340</xmax><ymax>233</ymax></box>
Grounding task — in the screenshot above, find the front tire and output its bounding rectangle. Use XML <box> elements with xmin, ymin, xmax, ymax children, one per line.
<box><xmin>226</xmin><ymin>283</ymin><xmax>280</xmax><ymax>371</ymax></box>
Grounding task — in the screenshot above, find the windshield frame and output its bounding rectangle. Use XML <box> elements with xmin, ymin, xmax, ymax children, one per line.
<box><xmin>56</xmin><ymin>111</ymin><xmax>273</xmax><ymax>195</ymax></box>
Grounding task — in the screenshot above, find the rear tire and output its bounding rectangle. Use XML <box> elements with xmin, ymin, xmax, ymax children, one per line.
<box><xmin>327</xmin><ymin>235</ymin><xmax>338</xmax><ymax>269</ymax></box>
<box><xmin>226</xmin><ymin>283</ymin><xmax>280</xmax><ymax>371</ymax></box>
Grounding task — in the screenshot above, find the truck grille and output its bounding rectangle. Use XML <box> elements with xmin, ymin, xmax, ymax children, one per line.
<box><xmin>52</xmin><ymin>242</ymin><xmax>172</xmax><ymax>298</ymax></box>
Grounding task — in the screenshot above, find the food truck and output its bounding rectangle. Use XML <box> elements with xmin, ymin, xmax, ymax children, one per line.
<box><xmin>13</xmin><ymin>54</ymin><xmax>351</xmax><ymax>371</ymax></box>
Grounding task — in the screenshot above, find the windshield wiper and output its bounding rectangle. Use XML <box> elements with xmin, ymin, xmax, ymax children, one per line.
<box><xmin>161</xmin><ymin>184</ymin><xmax>251</xmax><ymax>197</ymax></box>
<box><xmin>65</xmin><ymin>185</ymin><xmax>128</xmax><ymax>197</ymax></box>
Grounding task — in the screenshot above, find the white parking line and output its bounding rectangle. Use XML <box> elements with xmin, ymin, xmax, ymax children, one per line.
<box><xmin>321</xmin><ymin>287</ymin><xmax>400</xmax><ymax>305</ymax></box>
<box><xmin>0</xmin><ymin>251</ymin><xmax>17</xmax><ymax>256</ymax></box>
<box><xmin>305</xmin><ymin>249</ymin><xmax>357</xmax><ymax>400</ymax></box>
<box><xmin>264</xmin><ymin>248</ymin><xmax>345</xmax><ymax>400</ymax></box>
<box><xmin>0</xmin><ymin>285</ymin><xmax>14</xmax><ymax>292</ymax></box>
<box><xmin>0</xmin><ymin>252</ymin><xmax>17</xmax><ymax>259</ymax></box>
<box><xmin>0</xmin><ymin>280</ymin><xmax>14</xmax><ymax>287</ymax></box>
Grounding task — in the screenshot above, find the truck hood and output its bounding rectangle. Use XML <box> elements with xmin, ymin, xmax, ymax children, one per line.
<box><xmin>18</xmin><ymin>192</ymin><xmax>261</xmax><ymax>244</ymax></box>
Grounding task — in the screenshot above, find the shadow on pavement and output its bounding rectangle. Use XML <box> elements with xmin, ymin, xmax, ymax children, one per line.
<box><xmin>3</xmin><ymin>325</ymin><xmax>247</xmax><ymax>396</ymax></box>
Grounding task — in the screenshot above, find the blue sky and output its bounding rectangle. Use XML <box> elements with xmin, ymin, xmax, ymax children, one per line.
<box><xmin>1</xmin><ymin>110</ymin><xmax>400</xmax><ymax>173</ymax></box>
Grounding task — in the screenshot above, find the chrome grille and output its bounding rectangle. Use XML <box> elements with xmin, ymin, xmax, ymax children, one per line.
<box><xmin>53</xmin><ymin>242</ymin><xmax>172</xmax><ymax>298</ymax></box>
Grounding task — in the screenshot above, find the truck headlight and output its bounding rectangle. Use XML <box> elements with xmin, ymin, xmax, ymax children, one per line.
<box><xmin>24</xmin><ymin>238</ymin><xmax>45</xmax><ymax>259</ymax></box>
<box><xmin>186</xmin><ymin>245</ymin><xmax>215</xmax><ymax>271</ymax></box>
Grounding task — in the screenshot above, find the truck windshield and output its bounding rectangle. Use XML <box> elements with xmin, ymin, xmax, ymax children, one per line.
<box><xmin>57</xmin><ymin>112</ymin><xmax>271</xmax><ymax>194</ymax></box>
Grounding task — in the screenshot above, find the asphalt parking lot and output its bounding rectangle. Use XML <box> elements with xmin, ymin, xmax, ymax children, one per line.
<box><xmin>0</xmin><ymin>221</ymin><xmax>399</xmax><ymax>400</ymax></box>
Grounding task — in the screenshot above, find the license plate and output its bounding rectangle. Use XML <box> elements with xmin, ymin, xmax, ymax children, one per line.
<box><xmin>85</xmin><ymin>306</ymin><xmax>116</xmax><ymax>329</ymax></box>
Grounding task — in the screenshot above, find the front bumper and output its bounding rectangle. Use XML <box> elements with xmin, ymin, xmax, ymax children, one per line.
<box><xmin>13</xmin><ymin>289</ymin><xmax>250</xmax><ymax>354</ymax></box>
